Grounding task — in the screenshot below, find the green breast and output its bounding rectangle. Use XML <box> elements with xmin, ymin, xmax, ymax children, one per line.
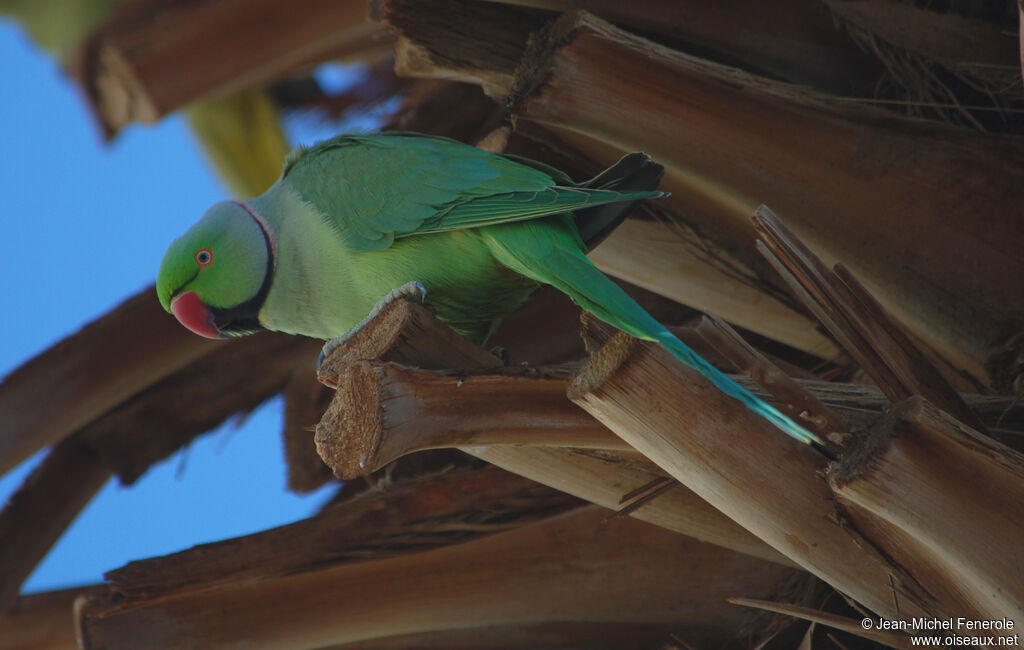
<box><xmin>257</xmin><ymin>185</ymin><xmax>537</xmax><ymax>342</ymax></box>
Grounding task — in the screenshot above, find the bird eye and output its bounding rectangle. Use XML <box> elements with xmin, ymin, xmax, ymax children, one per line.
<box><xmin>195</xmin><ymin>248</ymin><xmax>213</xmax><ymax>267</ymax></box>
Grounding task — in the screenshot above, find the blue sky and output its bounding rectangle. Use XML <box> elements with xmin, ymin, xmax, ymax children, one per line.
<box><xmin>0</xmin><ymin>21</ymin><xmax>342</xmax><ymax>593</ymax></box>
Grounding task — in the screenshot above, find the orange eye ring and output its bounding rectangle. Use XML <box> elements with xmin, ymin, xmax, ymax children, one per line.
<box><xmin>195</xmin><ymin>248</ymin><xmax>214</xmax><ymax>267</ymax></box>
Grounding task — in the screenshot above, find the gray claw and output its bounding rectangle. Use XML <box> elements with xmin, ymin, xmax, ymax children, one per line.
<box><xmin>317</xmin><ymin>281</ymin><xmax>428</xmax><ymax>370</ymax></box>
<box><xmin>489</xmin><ymin>346</ymin><xmax>511</xmax><ymax>366</ymax></box>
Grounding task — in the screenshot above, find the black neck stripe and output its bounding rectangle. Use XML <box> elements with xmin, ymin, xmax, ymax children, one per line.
<box><xmin>211</xmin><ymin>201</ymin><xmax>277</xmax><ymax>333</ymax></box>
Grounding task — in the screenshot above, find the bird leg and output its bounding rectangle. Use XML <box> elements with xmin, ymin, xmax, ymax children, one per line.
<box><xmin>317</xmin><ymin>281</ymin><xmax>428</xmax><ymax>368</ymax></box>
<box><xmin>489</xmin><ymin>346</ymin><xmax>511</xmax><ymax>366</ymax></box>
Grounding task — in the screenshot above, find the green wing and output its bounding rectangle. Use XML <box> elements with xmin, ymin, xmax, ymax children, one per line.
<box><xmin>280</xmin><ymin>132</ymin><xmax>662</xmax><ymax>251</ymax></box>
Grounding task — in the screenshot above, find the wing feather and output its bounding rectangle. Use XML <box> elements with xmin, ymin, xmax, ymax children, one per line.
<box><xmin>281</xmin><ymin>132</ymin><xmax>660</xmax><ymax>251</ymax></box>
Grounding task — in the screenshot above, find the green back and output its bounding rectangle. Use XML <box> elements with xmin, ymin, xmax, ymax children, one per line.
<box><xmin>278</xmin><ymin>132</ymin><xmax>661</xmax><ymax>251</ymax></box>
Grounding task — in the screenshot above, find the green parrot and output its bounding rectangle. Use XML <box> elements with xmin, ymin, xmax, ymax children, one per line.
<box><xmin>157</xmin><ymin>132</ymin><xmax>821</xmax><ymax>446</ymax></box>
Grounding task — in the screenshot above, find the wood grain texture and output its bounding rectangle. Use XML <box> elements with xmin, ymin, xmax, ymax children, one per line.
<box><xmin>316</xmin><ymin>360</ymin><xmax>625</xmax><ymax>478</ymax></box>
<box><xmin>830</xmin><ymin>398</ymin><xmax>1024</xmax><ymax>631</ymax></box>
<box><xmin>78</xmin><ymin>507</ymin><xmax>796</xmax><ymax>649</ymax></box>
<box><xmin>72</xmin><ymin>0</ymin><xmax>381</xmax><ymax>134</ymax></box>
<box><xmin>568</xmin><ymin>332</ymin><xmax>937</xmax><ymax>620</ymax></box>
<box><xmin>0</xmin><ymin>440</ymin><xmax>109</xmax><ymax>613</ymax></box>
<box><xmin>0</xmin><ymin>288</ymin><xmax>217</xmax><ymax>477</ymax></box>
<box><xmin>508</xmin><ymin>11</ymin><xmax>1024</xmax><ymax>387</ymax></box>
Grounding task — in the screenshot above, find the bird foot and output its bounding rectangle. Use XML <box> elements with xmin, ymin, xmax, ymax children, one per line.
<box><xmin>489</xmin><ymin>346</ymin><xmax>511</xmax><ymax>366</ymax></box>
<box><xmin>317</xmin><ymin>281</ymin><xmax>428</xmax><ymax>369</ymax></box>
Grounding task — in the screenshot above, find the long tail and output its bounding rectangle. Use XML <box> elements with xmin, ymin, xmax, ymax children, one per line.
<box><xmin>485</xmin><ymin>223</ymin><xmax>823</xmax><ymax>446</ymax></box>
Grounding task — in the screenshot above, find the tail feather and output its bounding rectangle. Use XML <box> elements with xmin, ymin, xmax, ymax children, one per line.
<box><xmin>579</xmin><ymin>152</ymin><xmax>665</xmax><ymax>191</ymax></box>
<box><xmin>573</xmin><ymin>153</ymin><xmax>666</xmax><ymax>251</ymax></box>
<box><xmin>486</xmin><ymin>226</ymin><xmax>823</xmax><ymax>446</ymax></box>
<box><xmin>654</xmin><ymin>331</ymin><xmax>822</xmax><ymax>445</ymax></box>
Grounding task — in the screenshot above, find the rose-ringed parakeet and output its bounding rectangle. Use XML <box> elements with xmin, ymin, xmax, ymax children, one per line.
<box><xmin>157</xmin><ymin>132</ymin><xmax>821</xmax><ymax>445</ymax></box>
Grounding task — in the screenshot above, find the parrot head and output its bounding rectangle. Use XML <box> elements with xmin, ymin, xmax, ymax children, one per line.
<box><xmin>157</xmin><ymin>200</ymin><xmax>275</xmax><ymax>338</ymax></box>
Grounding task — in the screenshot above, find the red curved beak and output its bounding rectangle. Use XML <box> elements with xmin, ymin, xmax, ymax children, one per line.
<box><xmin>170</xmin><ymin>291</ymin><xmax>223</xmax><ymax>339</ymax></box>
